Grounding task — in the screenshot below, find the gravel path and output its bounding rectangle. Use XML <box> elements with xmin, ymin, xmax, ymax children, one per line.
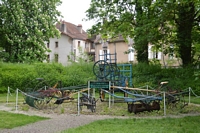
<box><xmin>1</xmin><ymin>103</ymin><xmax>200</xmax><ymax>133</ymax></box>
<box><xmin>0</xmin><ymin>114</ymin><xmax>121</xmax><ymax>133</ymax></box>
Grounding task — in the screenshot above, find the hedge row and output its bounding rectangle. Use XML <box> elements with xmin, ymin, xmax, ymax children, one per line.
<box><xmin>132</xmin><ymin>63</ymin><xmax>200</xmax><ymax>93</ymax></box>
<box><xmin>0</xmin><ymin>62</ymin><xmax>95</xmax><ymax>93</ymax></box>
<box><xmin>0</xmin><ymin>62</ymin><xmax>199</xmax><ymax>94</ymax></box>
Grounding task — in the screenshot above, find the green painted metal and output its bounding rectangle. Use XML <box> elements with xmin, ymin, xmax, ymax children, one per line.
<box><xmin>95</xmin><ymin>51</ymin><xmax>133</xmax><ymax>87</ymax></box>
<box><xmin>117</xmin><ymin>64</ymin><xmax>133</xmax><ymax>87</ymax></box>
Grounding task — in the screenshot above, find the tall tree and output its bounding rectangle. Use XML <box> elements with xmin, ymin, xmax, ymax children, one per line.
<box><xmin>176</xmin><ymin>2</ymin><xmax>196</xmax><ymax>66</ymax></box>
<box><xmin>85</xmin><ymin>0</ymin><xmax>200</xmax><ymax>67</ymax></box>
<box><xmin>0</xmin><ymin>0</ymin><xmax>61</xmax><ymax>63</ymax></box>
<box><xmin>85</xmin><ymin>0</ymin><xmax>163</xmax><ymax>64</ymax></box>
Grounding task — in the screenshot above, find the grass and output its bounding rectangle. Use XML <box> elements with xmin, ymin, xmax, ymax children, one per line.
<box><xmin>0</xmin><ymin>93</ymin><xmax>24</xmax><ymax>103</ymax></box>
<box><xmin>62</xmin><ymin>116</ymin><xmax>200</xmax><ymax>133</ymax></box>
<box><xmin>0</xmin><ymin>110</ymin><xmax>48</xmax><ymax>129</ymax></box>
<box><xmin>185</xmin><ymin>96</ymin><xmax>200</xmax><ymax>104</ymax></box>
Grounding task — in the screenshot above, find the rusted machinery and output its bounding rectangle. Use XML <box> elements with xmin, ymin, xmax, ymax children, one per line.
<box><xmin>24</xmin><ymin>78</ymin><xmax>86</xmax><ymax>109</ymax></box>
<box><xmin>78</xmin><ymin>93</ymin><xmax>97</xmax><ymax>112</ymax></box>
<box><xmin>125</xmin><ymin>96</ymin><xmax>162</xmax><ymax>114</ymax></box>
<box><xmin>127</xmin><ymin>101</ymin><xmax>161</xmax><ymax>114</ymax></box>
<box><xmin>101</xmin><ymin>88</ymin><xmax>162</xmax><ymax>114</ymax></box>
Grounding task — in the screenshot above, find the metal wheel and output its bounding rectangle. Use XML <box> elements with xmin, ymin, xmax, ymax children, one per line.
<box><xmin>24</xmin><ymin>78</ymin><xmax>60</xmax><ymax>109</ymax></box>
<box><xmin>108</xmin><ymin>65</ymin><xmax>120</xmax><ymax>85</ymax></box>
<box><xmin>93</xmin><ymin>60</ymin><xmax>110</xmax><ymax>79</ymax></box>
<box><xmin>90</xmin><ymin>97</ymin><xmax>96</xmax><ymax>112</ymax></box>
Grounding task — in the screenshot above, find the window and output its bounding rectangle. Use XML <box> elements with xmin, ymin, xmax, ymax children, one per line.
<box><xmin>47</xmin><ymin>42</ymin><xmax>49</xmax><ymax>48</ymax></box>
<box><xmin>54</xmin><ymin>54</ymin><xmax>58</xmax><ymax>62</ymax></box>
<box><xmin>91</xmin><ymin>43</ymin><xmax>95</xmax><ymax>49</ymax></box>
<box><xmin>55</xmin><ymin>42</ymin><xmax>58</xmax><ymax>48</ymax></box>
<box><xmin>99</xmin><ymin>49</ymin><xmax>110</xmax><ymax>61</ymax></box>
<box><xmin>168</xmin><ymin>44</ymin><xmax>174</xmax><ymax>59</ymax></box>
<box><xmin>148</xmin><ymin>45</ymin><xmax>161</xmax><ymax>60</ymax></box>
<box><xmin>47</xmin><ymin>55</ymin><xmax>50</xmax><ymax>63</ymax></box>
<box><xmin>78</xmin><ymin>41</ymin><xmax>80</xmax><ymax>47</ymax></box>
<box><xmin>68</xmin><ymin>38</ymin><xmax>73</xmax><ymax>44</ymax></box>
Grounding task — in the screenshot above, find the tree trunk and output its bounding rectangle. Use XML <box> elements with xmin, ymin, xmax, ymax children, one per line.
<box><xmin>134</xmin><ymin>0</ymin><xmax>149</xmax><ymax>64</ymax></box>
<box><xmin>176</xmin><ymin>2</ymin><xmax>195</xmax><ymax>67</ymax></box>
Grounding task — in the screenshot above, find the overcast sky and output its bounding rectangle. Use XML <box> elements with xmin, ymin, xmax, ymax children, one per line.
<box><xmin>57</xmin><ymin>0</ymin><xmax>95</xmax><ymax>31</ymax></box>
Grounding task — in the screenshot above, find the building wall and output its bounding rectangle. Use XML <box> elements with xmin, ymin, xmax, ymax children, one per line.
<box><xmin>148</xmin><ymin>44</ymin><xmax>181</xmax><ymax>67</ymax></box>
<box><xmin>94</xmin><ymin>40</ymin><xmax>180</xmax><ymax>67</ymax></box>
<box><xmin>95</xmin><ymin>41</ymin><xmax>136</xmax><ymax>63</ymax></box>
<box><xmin>73</xmin><ymin>39</ymin><xmax>86</xmax><ymax>62</ymax></box>
<box><xmin>48</xmin><ymin>34</ymin><xmax>72</xmax><ymax>66</ymax></box>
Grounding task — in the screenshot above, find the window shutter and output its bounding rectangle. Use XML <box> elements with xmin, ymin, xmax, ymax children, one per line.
<box><xmin>158</xmin><ymin>52</ymin><xmax>162</xmax><ymax>60</ymax></box>
<box><xmin>107</xmin><ymin>49</ymin><xmax>110</xmax><ymax>62</ymax></box>
<box><xmin>128</xmin><ymin>47</ymin><xmax>134</xmax><ymax>61</ymax></box>
<box><xmin>99</xmin><ymin>50</ymin><xmax>103</xmax><ymax>60</ymax></box>
<box><xmin>148</xmin><ymin>45</ymin><xmax>153</xmax><ymax>59</ymax></box>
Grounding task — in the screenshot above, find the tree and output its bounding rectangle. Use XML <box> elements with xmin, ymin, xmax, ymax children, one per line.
<box><xmin>176</xmin><ymin>1</ymin><xmax>196</xmax><ymax>66</ymax></box>
<box><xmin>85</xmin><ymin>0</ymin><xmax>200</xmax><ymax>67</ymax></box>
<box><xmin>85</xmin><ymin>0</ymin><xmax>166</xmax><ymax>64</ymax></box>
<box><xmin>153</xmin><ymin>0</ymin><xmax>200</xmax><ymax>67</ymax></box>
<box><xmin>0</xmin><ymin>0</ymin><xmax>61</xmax><ymax>63</ymax></box>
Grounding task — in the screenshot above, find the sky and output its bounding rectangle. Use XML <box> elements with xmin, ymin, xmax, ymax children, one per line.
<box><xmin>57</xmin><ymin>0</ymin><xmax>95</xmax><ymax>31</ymax></box>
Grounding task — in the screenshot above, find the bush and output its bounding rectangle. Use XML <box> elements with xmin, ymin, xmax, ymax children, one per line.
<box><xmin>0</xmin><ymin>62</ymin><xmax>95</xmax><ymax>92</ymax></box>
<box><xmin>0</xmin><ymin>62</ymin><xmax>199</xmax><ymax>95</ymax></box>
<box><xmin>132</xmin><ymin>63</ymin><xmax>200</xmax><ymax>94</ymax></box>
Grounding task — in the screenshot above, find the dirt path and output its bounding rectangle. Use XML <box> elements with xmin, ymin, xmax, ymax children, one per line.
<box><xmin>0</xmin><ymin>103</ymin><xmax>200</xmax><ymax>133</ymax></box>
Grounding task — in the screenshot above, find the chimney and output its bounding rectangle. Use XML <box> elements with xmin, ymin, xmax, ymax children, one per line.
<box><xmin>77</xmin><ymin>24</ymin><xmax>82</xmax><ymax>33</ymax></box>
<box><xmin>61</xmin><ymin>21</ymin><xmax>66</xmax><ymax>33</ymax></box>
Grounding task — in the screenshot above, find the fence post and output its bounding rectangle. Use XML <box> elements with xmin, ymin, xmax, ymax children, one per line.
<box><xmin>77</xmin><ymin>91</ymin><xmax>80</xmax><ymax>116</ymax></box>
<box><xmin>15</xmin><ymin>88</ymin><xmax>18</xmax><ymax>111</ymax></box>
<box><xmin>189</xmin><ymin>87</ymin><xmax>191</xmax><ymax>104</ymax></box>
<box><xmin>109</xmin><ymin>81</ymin><xmax>111</xmax><ymax>108</ymax></box>
<box><xmin>6</xmin><ymin>87</ymin><xmax>10</xmax><ymax>104</ymax></box>
<box><xmin>146</xmin><ymin>85</ymin><xmax>148</xmax><ymax>95</ymax></box>
<box><xmin>163</xmin><ymin>91</ymin><xmax>166</xmax><ymax>116</ymax></box>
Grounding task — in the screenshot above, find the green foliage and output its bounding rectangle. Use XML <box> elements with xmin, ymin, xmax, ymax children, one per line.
<box><xmin>0</xmin><ymin>62</ymin><xmax>95</xmax><ymax>92</ymax></box>
<box><xmin>132</xmin><ymin>63</ymin><xmax>161</xmax><ymax>87</ymax></box>
<box><xmin>132</xmin><ymin>63</ymin><xmax>200</xmax><ymax>94</ymax></box>
<box><xmin>85</xmin><ymin>0</ymin><xmax>200</xmax><ymax>66</ymax></box>
<box><xmin>0</xmin><ymin>62</ymin><xmax>199</xmax><ymax>95</ymax></box>
<box><xmin>0</xmin><ymin>0</ymin><xmax>62</xmax><ymax>63</ymax></box>
<box><xmin>64</xmin><ymin>62</ymin><xmax>95</xmax><ymax>86</ymax></box>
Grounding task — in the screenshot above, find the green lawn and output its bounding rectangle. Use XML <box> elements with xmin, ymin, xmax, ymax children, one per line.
<box><xmin>0</xmin><ymin>111</ymin><xmax>48</xmax><ymax>129</ymax></box>
<box><xmin>63</xmin><ymin>116</ymin><xmax>200</xmax><ymax>133</ymax></box>
<box><xmin>0</xmin><ymin>93</ymin><xmax>24</xmax><ymax>103</ymax></box>
<box><xmin>185</xmin><ymin>96</ymin><xmax>200</xmax><ymax>104</ymax></box>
